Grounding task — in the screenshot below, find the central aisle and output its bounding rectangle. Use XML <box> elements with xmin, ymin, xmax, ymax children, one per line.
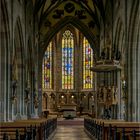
<box><xmin>52</xmin><ymin>126</ymin><xmax>91</xmax><ymax>140</ymax></box>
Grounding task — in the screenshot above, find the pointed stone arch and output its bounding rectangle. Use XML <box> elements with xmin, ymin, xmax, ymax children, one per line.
<box><xmin>14</xmin><ymin>17</ymin><xmax>24</xmax><ymax>70</ymax></box>
<box><xmin>38</xmin><ymin>17</ymin><xmax>99</xmax><ymax>104</ymax></box>
<box><xmin>114</xmin><ymin>18</ymin><xmax>124</xmax><ymax>61</ymax></box>
<box><xmin>41</xmin><ymin>16</ymin><xmax>99</xmax><ymax>59</ymax></box>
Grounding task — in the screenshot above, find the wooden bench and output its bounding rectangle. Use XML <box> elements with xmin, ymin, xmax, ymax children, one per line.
<box><xmin>84</xmin><ymin>118</ymin><xmax>140</xmax><ymax>140</ymax></box>
<box><xmin>108</xmin><ymin>124</ymin><xmax>140</xmax><ymax>140</ymax></box>
<box><xmin>0</xmin><ymin>125</ymin><xmax>36</xmax><ymax>140</ymax></box>
<box><xmin>0</xmin><ymin>118</ymin><xmax>57</xmax><ymax>140</ymax></box>
<box><xmin>100</xmin><ymin>120</ymin><xmax>140</xmax><ymax>140</ymax></box>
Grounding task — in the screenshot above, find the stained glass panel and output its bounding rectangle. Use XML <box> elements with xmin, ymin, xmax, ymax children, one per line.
<box><xmin>62</xmin><ymin>30</ymin><xmax>74</xmax><ymax>89</ymax></box>
<box><xmin>83</xmin><ymin>37</ymin><xmax>93</xmax><ymax>89</ymax></box>
<box><xmin>42</xmin><ymin>42</ymin><xmax>52</xmax><ymax>89</ymax></box>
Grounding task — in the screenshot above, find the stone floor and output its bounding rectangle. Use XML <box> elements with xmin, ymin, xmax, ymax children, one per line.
<box><xmin>52</xmin><ymin>125</ymin><xmax>91</xmax><ymax>140</ymax></box>
<box><xmin>57</xmin><ymin>117</ymin><xmax>84</xmax><ymax>125</ymax></box>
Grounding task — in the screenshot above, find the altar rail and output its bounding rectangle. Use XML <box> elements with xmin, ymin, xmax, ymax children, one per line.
<box><xmin>84</xmin><ymin>118</ymin><xmax>140</xmax><ymax>140</ymax></box>
<box><xmin>0</xmin><ymin>118</ymin><xmax>57</xmax><ymax>140</ymax></box>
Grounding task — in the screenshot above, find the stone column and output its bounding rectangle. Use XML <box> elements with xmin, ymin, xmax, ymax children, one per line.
<box><xmin>31</xmin><ymin>96</ymin><xmax>39</xmax><ymax>118</ymax></box>
<box><xmin>38</xmin><ymin>88</ymin><xmax>42</xmax><ymax>116</ymax></box>
<box><xmin>138</xmin><ymin>39</ymin><xmax>140</xmax><ymax>121</ymax></box>
<box><xmin>16</xmin><ymin>80</ymin><xmax>22</xmax><ymax>120</ymax></box>
<box><xmin>117</xmin><ymin>70</ymin><xmax>121</xmax><ymax>119</ymax></box>
<box><xmin>24</xmin><ymin>95</ymin><xmax>30</xmax><ymax>119</ymax></box>
<box><xmin>11</xmin><ymin>98</ymin><xmax>17</xmax><ymax>121</ymax></box>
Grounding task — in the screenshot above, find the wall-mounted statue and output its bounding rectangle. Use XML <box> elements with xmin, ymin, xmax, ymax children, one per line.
<box><xmin>106</xmin><ymin>86</ymin><xmax>112</xmax><ymax>104</ymax></box>
<box><xmin>103</xmin><ymin>86</ymin><xmax>107</xmax><ymax>102</ymax></box>
<box><xmin>103</xmin><ymin>107</ymin><xmax>111</xmax><ymax>119</ymax></box>
<box><xmin>64</xmin><ymin>3</ymin><xmax>75</xmax><ymax>13</ymax></box>
<box><xmin>75</xmin><ymin>9</ymin><xmax>86</xmax><ymax>19</ymax></box>
<box><xmin>98</xmin><ymin>86</ymin><xmax>104</xmax><ymax>102</ymax></box>
<box><xmin>12</xmin><ymin>80</ymin><xmax>18</xmax><ymax>97</ymax></box>
<box><xmin>52</xmin><ymin>9</ymin><xmax>64</xmax><ymax>19</ymax></box>
<box><xmin>101</xmin><ymin>49</ymin><xmax>106</xmax><ymax>60</ymax></box>
<box><xmin>34</xmin><ymin>96</ymin><xmax>39</xmax><ymax>109</ymax></box>
<box><xmin>112</xmin><ymin>86</ymin><xmax>118</xmax><ymax>104</ymax></box>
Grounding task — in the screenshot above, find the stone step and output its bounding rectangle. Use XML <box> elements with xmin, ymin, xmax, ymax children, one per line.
<box><xmin>57</xmin><ymin>118</ymin><xmax>84</xmax><ymax>125</ymax></box>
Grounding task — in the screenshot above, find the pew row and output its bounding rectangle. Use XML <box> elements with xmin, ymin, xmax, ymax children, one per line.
<box><xmin>84</xmin><ymin>118</ymin><xmax>140</xmax><ymax>140</ymax></box>
<box><xmin>0</xmin><ymin>118</ymin><xmax>57</xmax><ymax>140</ymax></box>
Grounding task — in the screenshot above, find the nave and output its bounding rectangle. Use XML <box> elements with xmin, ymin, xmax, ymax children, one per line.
<box><xmin>52</xmin><ymin>125</ymin><xmax>91</xmax><ymax>140</ymax></box>
<box><xmin>0</xmin><ymin>0</ymin><xmax>140</xmax><ymax>140</ymax></box>
<box><xmin>1</xmin><ymin>116</ymin><xmax>140</xmax><ymax>140</ymax></box>
<box><xmin>52</xmin><ymin>117</ymin><xmax>91</xmax><ymax>140</ymax></box>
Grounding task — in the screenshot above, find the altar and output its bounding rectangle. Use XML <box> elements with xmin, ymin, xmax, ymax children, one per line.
<box><xmin>59</xmin><ymin>104</ymin><xmax>77</xmax><ymax>119</ymax></box>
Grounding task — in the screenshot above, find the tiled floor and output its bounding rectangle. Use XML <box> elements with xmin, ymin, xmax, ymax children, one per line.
<box><xmin>52</xmin><ymin>125</ymin><xmax>91</xmax><ymax>140</ymax></box>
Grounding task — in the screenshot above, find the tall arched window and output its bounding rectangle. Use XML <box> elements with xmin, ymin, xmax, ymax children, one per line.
<box><xmin>62</xmin><ymin>30</ymin><xmax>74</xmax><ymax>89</ymax></box>
<box><xmin>42</xmin><ymin>42</ymin><xmax>53</xmax><ymax>89</ymax></box>
<box><xmin>83</xmin><ymin>37</ymin><xmax>93</xmax><ymax>89</ymax></box>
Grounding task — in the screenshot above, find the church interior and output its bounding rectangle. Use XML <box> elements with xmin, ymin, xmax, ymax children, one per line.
<box><xmin>0</xmin><ymin>0</ymin><xmax>140</xmax><ymax>139</ymax></box>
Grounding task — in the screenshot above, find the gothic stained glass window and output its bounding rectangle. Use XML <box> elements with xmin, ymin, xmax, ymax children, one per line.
<box><xmin>62</xmin><ymin>30</ymin><xmax>74</xmax><ymax>89</ymax></box>
<box><xmin>42</xmin><ymin>42</ymin><xmax>52</xmax><ymax>89</ymax></box>
<box><xmin>83</xmin><ymin>37</ymin><xmax>93</xmax><ymax>89</ymax></box>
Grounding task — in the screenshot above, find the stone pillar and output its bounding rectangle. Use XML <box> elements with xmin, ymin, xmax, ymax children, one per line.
<box><xmin>7</xmin><ymin>59</ymin><xmax>11</xmax><ymax>121</ymax></box>
<box><xmin>16</xmin><ymin>80</ymin><xmax>22</xmax><ymax>120</ymax></box>
<box><xmin>132</xmin><ymin>56</ymin><xmax>137</xmax><ymax>121</ymax></box>
<box><xmin>138</xmin><ymin>39</ymin><xmax>140</xmax><ymax>121</ymax></box>
<box><xmin>31</xmin><ymin>96</ymin><xmax>39</xmax><ymax>118</ymax></box>
<box><xmin>38</xmin><ymin>88</ymin><xmax>42</xmax><ymax>116</ymax></box>
<box><xmin>12</xmin><ymin>103</ymin><xmax>15</xmax><ymax>121</ymax></box>
<box><xmin>24</xmin><ymin>97</ymin><xmax>30</xmax><ymax>119</ymax></box>
<box><xmin>11</xmin><ymin>99</ymin><xmax>17</xmax><ymax>121</ymax></box>
<box><xmin>117</xmin><ymin>70</ymin><xmax>121</xmax><ymax>120</ymax></box>
<box><xmin>34</xmin><ymin>108</ymin><xmax>39</xmax><ymax>118</ymax></box>
<box><xmin>30</xmin><ymin>90</ymin><xmax>35</xmax><ymax>118</ymax></box>
<box><xmin>47</xmin><ymin>94</ymin><xmax>51</xmax><ymax>110</ymax></box>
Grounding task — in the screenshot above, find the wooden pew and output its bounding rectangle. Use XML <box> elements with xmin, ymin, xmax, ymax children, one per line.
<box><xmin>84</xmin><ymin>118</ymin><xmax>140</xmax><ymax>140</ymax></box>
<box><xmin>94</xmin><ymin>119</ymin><xmax>140</xmax><ymax>140</ymax></box>
<box><xmin>0</xmin><ymin>121</ymin><xmax>41</xmax><ymax>140</ymax></box>
<box><xmin>0</xmin><ymin>118</ymin><xmax>57</xmax><ymax>140</ymax></box>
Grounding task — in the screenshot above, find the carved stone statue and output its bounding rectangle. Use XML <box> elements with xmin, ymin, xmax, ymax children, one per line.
<box><xmin>24</xmin><ymin>86</ymin><xmax>30</xmax><ymax>103</ymax></box>
<box><xmin>103</xmin><ymin>108</ymin><xmax>111</xmax><ymax>119</ymax></box>
<box><xmin>25</xmin><ymin>87</ymin><xmax>29</xmax><ymax>98</ymax></box>
<box><xmin>99</xmin><ymin>87</ymin><xmax>104</xmax><ymax>102</ymax></box>
<box><xmin>113</xmin><ymin>86</ymin><xmax>118</xmax><ymax>104</ymax></box>
<box><xmin>106</xmin><ymin>86</ymin><xmax>112</xmax><ymax>103</ymax></box>
<box><xmin>12</xmin><ymin>80</ymin><xmax>18</xmax><ymax>96</ymax></box>
<box><xmin>103</xmin><ymin>86</ymin><xmax>107</xmax><ymax>102</ymax></box>
<box><xmin>34</xmin><ymin>96</ymin><xmax>39</xmax><ymax>108</ymax></box>
<box><xmin>101</xmin><ymin>49</ymin><xmax>105</xmax><ymax>59</ymax></box>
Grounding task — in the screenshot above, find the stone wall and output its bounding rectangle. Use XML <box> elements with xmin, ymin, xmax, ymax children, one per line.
<box><xmin>99</xmin><ymin>0</ymin><xmax>140</xmax><ymax>121</ymax></box>
<box><xmin>0</xmin><ymin>0</ymin><xmax>39</xmax><ymax>121</ymax></box>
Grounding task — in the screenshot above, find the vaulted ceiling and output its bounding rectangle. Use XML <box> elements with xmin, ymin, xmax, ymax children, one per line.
<box><xmin>30</xmin><ymin>0</ymin><xmax>108</xmax><ymax>54</ymax></box>
<box><xmin>32</xmin><ymin>0</ymin><xmax>107</xmax><ymax>22</ymax></box>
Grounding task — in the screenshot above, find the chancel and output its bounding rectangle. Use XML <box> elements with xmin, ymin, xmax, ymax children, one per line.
<box><xmin>0</xmin><ymin>0</ymin><xmax>140</xmax><ymax>140</ymax></box>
